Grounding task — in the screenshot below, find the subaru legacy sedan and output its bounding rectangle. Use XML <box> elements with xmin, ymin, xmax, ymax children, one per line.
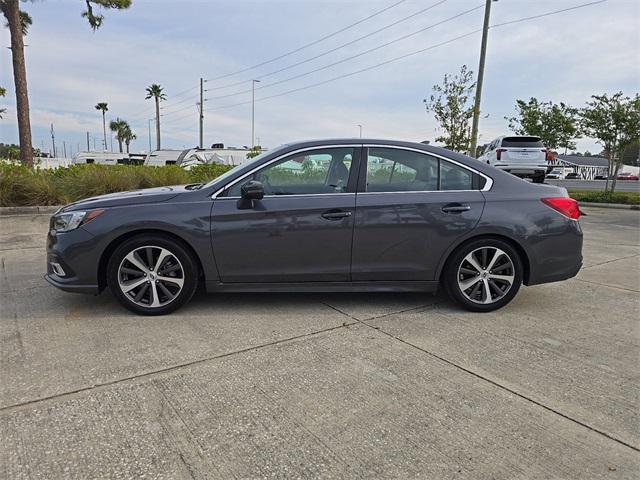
<box><xmin>45</xmin><ymin>139</ymin><xmax>583</xmax><ymax>315</ymax></box>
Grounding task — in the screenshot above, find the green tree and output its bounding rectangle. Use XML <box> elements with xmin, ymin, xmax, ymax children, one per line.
<box><xmin>0</xmin><ymin>0</ymin><xmax>131</xmax><ymax>167</ymax></box>
<box><xmin>145</xmin><ymin>84</ymin><xmax>166</xmax><ymax>150</ymax></box>
<box><xmin>506</xmin><ymin>98</ymin><xmax>580</xmax><ymax>153</ymax></box>
<box><xmin>424</xmin><ymin>65</ymin><xmax>475</xmax><ymax>154</ymax></box>
<box><xmin>0</xmin><ymin>86</ymin><xmax>6</xmax><ymax>119</ymax></box>
<box><xmin>95</xmin><ymin>102</ymin><xmax>109</xmax><ymax>150</ymax></box>
<box><xmin>580</xmin><ymin>92</ymin><xmax>640</xmax><ymax>192</ymax></box>
<box><xmin>109</xmin><ymin>117</ymin><xmax>127</xmax><ymax>153</ymax></box>
<box><xmin>246</xmin><ymin>146</ymin><xmax>262</xmax><ymax>159</ymax></box>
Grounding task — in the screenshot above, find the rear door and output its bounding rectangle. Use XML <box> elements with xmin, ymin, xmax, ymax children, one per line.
<box><xmin>210</xmin><ymin>146</ymin><xmax>361</xmax><ymax>283</ymax></box>
<box><xmin>352</xmin><ymin>146</ymin><xmax>486</xmax><ymax>281</ymax></box>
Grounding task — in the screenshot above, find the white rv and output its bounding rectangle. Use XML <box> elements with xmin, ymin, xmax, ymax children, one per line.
<box><xmin>72</xmin><ymin>151</ymin><xmax>129</xmax><ymax>165</ymax></box>
<box><xmin>143</xmin><ymin>149</ymin><xmax>184</xmax><ymax>167</ymax></box>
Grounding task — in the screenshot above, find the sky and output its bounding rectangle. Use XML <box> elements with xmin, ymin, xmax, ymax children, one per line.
<box><xmin>1</xmin><ymin>0</ymin><xmax>639</xmax><ymax>157</ymax></box>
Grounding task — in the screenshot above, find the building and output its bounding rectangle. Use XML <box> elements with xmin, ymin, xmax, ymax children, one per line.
<box><xmin>549</xmin><ymin>155</ymin><xmax>609</xmax><ymax>179</ymax></box>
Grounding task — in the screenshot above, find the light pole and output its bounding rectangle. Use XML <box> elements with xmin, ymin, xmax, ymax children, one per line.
<box><xmin>469</xmin><ymin>0</ymin><xmax>497</xmax><ymax>158</ymax></box>
<box><xmin>357</xmin><ymin>124</ymin><xmax>362</xmax><ymax>138</ymax></box>
<box><xmin>251</xmin><ymin>79</ymin><xmax>260</xmax><ymax>148</ymax></box>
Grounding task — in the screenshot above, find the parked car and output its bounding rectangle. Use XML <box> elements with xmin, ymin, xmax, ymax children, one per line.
<box><xmin>545</xmin><ymin>169</ymin><xmax>563</xmax><ymax>180</ymax></box>
<box><xmin>594</xmin><ymin>174</ymin><xmax>607</xmax><ymax>180</ymax></box>
<box><xmin>565</xmin><ymin>172</ymin><xmax>580</xmax><ymax>179</ymax></box>
<box><xmin>45</xmin><ymin>139</ymin><xmax>583</xmax><ymax>315</ymax></box>
<box><xmin>617</xmin><ymin>173</ymin><xmax>639</xmax><ymax>181</ymax></box>
<box><xmin>478</xmin><ymin>135</ymin><xmax>549</xmax><ymax>183</ymax></box>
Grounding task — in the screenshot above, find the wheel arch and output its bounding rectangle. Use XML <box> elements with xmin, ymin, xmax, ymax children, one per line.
<box><xmin>97</xmin><ymin>229</ymin><xmax>206</xmax><ymax>291</ymax></box>
<box><xmin>437</xmin><ymin>233</ymin><xmax>531</xmax><ymax>285</ymax></box>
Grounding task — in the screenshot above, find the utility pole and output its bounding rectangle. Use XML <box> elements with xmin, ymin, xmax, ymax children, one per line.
<box><xmin>469</xmin><ymin>0</ymin><xmax>496</xmax><ymax>158</ymax></box>
<box><xmin>251</xmin><ymin>79</ymin><xmax>260</xmax><ymax>148</ymax></box>
<box><xmin>357</xmin><ymin>124</ymin><xmax>363</xmax><ymax>138</ymax></box>
<box><xmin>199</xmin><ymin>77</ymin><xmax>204</xmax><ymax>148</ymax></box>
<box><xmin>50</xmin><ymin>123</ymin><xmax>56</xmax><ymax>157</ymax></box>
<box><xmin>63</xmin><ymin>141</ymin><xmax>66</xmax><ymax>158</ymax></box>
<box><xmin>86</xmin><ymin>132</ymin><xmax>90</xmax><ymax>151</ymax></box>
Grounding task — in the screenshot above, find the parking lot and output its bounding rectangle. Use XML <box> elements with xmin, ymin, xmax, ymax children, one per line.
<box><xmin>1</xmin><ymin>207</ymin><xmax>638</xmax><ymax>479</ymax></box>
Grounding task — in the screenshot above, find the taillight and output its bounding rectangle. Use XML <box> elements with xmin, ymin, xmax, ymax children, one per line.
<box><xmin>496</xmin><ymin>148</ymin><xmax>506</xmax><ymax>160</ymax></box>
<box><xmin>541</xmin><ymin>197</ymin><xmax>580</xmax><ymax>220</ymax></box>
<box><xmin>541</xmin><ymin>149</ymin><xmax>549</xmax><ymax>161</ymax></box>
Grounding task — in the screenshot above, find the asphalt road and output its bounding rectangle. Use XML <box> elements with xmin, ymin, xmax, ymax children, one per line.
<box><xmin>546</xmin><ymin>179</ymin><xmax>640</xmax><ymax>192</ymax></box>
<box><xmin>1</xmin><ymin>208</ymin><xmax>639</xmax><ymax>479</ymax></box>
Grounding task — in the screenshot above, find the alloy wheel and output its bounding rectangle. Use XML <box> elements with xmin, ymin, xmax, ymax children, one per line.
<box><xmin>117</xmin><ymin>245</ymin><xmax>185</xmax><ymax>308</ymax></box>
<box><xmin>457</xmin><ymin>247</ymin><xmax>515</xmax><ymax>305</ymax></box>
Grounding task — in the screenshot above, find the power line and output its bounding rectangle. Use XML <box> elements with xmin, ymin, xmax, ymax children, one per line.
<box><xmin>202</xmin><ymin>0</ymin><xmax>607</xmax><ymax>113</ymax></box>
<box><xmin>206</xmin><ymin>0</ymin><xmax>450</xmax><ymax>92</ymax></box>
<box><xmin>206</xmin><ymin>0</ymin><xmax>408</xmax><ymax>82</ymax></box>
<box><xmin>206</xmin><ymin>4</ymin><xmax>482</xmax><ymax>101</ymax></box>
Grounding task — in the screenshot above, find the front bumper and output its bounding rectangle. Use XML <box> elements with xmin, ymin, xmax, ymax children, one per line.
<box><xmin>45</xmin><ymin>221</ymin><xmax>101</xmax><ymax>295</ymax></box>
<box><xmin>44</xmin><ymin>273</ymin><xmax>99</xmax><ymax>294</ymax></box>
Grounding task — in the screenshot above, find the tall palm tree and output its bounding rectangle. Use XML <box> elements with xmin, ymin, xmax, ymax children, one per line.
<box><xmin>95</xmin><ymin>102</ymin><xmax>108</xmax><ymax>151</ymax></box>
<box><xmin>0</xmin><ymin>0</ymin><xmax>131</xmax><ymax>167</ymax></box>
<box><xmin>145</xmin><ymin>84</ymin><xmax>166</xmax><ymax>150</ymax></box>
<box><xmin>109</xmin><ymin>118</ymin><xmax>128</xmax><ymax>153</ymax></box>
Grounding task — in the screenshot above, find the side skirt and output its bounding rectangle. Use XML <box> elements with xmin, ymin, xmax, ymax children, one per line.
<box><xmin>205</xmin><ymin>280</ymin><xmax>440</xmax><ymax>293</ymax></box>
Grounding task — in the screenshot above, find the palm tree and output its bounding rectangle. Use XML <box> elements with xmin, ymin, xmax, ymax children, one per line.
<box><xmin>109</xmin><ymin>118</ymin><xmax>128</xmax><ymax>153</ymax></box>
<box><xmin>95</xmin><ymin>102</ymin><xmax>108</xmax><ymax>150</ymax></box>
<box><xmin>122</xmin><ymin>125</ymin><xmax>136</xmax><ymax>153</ymax></box>
<box><xmin>0</xmin><ymin>0</ymin><xmax>131</xmax><ymax>166</ymax></box>
<box><xmin>145</xmin><ymin>84</ymin><xmax>166</xmax><ymax>150</ymax></box>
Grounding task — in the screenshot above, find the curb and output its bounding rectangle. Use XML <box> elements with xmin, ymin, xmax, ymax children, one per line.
<box><xmin>579</xmin><ymin>202</ymin><xmax>640</xmax><ymax>211</ymax></box>
<box><xmin>0</xmin><ymin>206</ymin><xmax>61</xmax><ymax>216</ymax></box>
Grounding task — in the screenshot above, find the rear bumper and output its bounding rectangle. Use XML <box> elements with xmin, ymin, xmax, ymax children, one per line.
<box><xmin>526</xmin><ymin>219</ymin><xmax>583</xmax><ymax>286</ymax></box>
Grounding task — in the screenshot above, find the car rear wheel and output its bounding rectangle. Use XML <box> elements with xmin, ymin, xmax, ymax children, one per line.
<box><xmin>443</xmin><ymin>238</ymin><xmax>523</xmax><ymax>312</ymax></box>
<box><xmin>107</xmin><ymin>235</ymin><xmax>198</xmax><ymax>315</ymax></box>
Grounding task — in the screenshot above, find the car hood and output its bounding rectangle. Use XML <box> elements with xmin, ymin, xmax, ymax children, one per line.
<box><xmin>60</xmin><ymin>185</ymin><xmax>188</xmax><ymax>212</ymax></box>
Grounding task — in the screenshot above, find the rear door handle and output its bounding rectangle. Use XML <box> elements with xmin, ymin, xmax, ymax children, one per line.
<box><xmin>441</xmin><ymin>203</ymin><xmax>471</xmax><ymax>214</ymax></box>
<box><xmin>321</xmin><ymin>209</ymin><xmax>352</xmax><ymax>220</ymax></box>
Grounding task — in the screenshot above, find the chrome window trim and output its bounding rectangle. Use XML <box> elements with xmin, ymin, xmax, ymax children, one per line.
<box><xmin>216</xmin><ymin>193</ymin><xmax>356</xmax><ymax>200</ymax></box>
<box><xmin>211</xmin><ymin>144</ymin><xmax>362</xmax><ymax>199</ymax></box>
<box><xmin>211</xmin><ymin>143</ymin><xmax>493</xmax><ymax>198</ymax></box>
<box><xmin>363</xmin><ymin>144</ymin><xmax>493</xmax><ymax>192</ymax></box>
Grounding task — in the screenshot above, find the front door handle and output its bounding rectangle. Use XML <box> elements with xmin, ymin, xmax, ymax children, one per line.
<box><xmin>321</xmin><ymin>209</ymin><xmax>352</xmax><ymax>220</ymax></box>
<box><xmin>441</xmin><ymin>203</ymin><xmax>471</xmax><ymax>214</ymax></box>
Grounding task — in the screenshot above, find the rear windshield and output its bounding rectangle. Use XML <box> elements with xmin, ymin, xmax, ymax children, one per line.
<box><xmin>501</xmin><ymin>137</ymin><xmax>543</xmax><ymax>148</ymax></box>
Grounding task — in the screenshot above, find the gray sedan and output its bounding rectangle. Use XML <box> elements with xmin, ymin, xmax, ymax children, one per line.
<box><xmin>45</xmin><ymin>139</ymin><xmax>583</xmax><ymax>315</ymax></box>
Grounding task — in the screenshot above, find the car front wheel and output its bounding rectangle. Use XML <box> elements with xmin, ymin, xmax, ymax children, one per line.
<box><xmin>443</xmin><ymin>238</ymin><xmax>523</xmax><ymax>312</ymax></box>
<box><xmin>107</xmin><ymin>235</ymin><xmax>198</xmax><ymax>315</ymax></box>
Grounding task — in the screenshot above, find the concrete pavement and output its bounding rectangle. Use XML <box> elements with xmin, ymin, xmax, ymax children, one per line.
<box><xmin>1</xmin><ymin>207</ymin><xmax>638</xmax><ymax>479</ymax></box>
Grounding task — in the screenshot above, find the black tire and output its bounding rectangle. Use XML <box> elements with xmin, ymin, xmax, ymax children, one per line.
<box><xmin>107</xmin><ymin>234</ymin><xmax>199</xmax><ymax>315</ymax></box>
<box><xmin>532</xmin><ymin>173</ymin><xmax>546</xmax><ymax>183</ymax></box>
<box><xmin>443</xmin><ymin>238</ymin><xmax>523</xmax><ymax>312</ymax></box>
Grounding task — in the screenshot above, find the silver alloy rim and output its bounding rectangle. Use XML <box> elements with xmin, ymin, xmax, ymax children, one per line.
<box><xmin>457</xmin><ymin>247</ymin><xmax>515</xmax><ymax>305</ymax></box>
<box><xmin>117</xmin><ymin>246</ymin><xmax>185</xmax><ymax>308</ymax></box>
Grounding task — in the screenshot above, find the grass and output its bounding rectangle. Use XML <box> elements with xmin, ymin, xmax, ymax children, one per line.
<box><xmin>0</xmin><ymin>163</ymin><xmax>232</xmax><ymax>207</ymax></box>
<box><xmin>568</xmin><ymin>189</ymin><xmax>640</xmax><ymax>205</ymax></box>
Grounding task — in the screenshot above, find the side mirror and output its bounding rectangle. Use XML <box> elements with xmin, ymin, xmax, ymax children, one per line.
<box><xmin>241</xmin><ymin>180</ymin><xmax>264</xmax><ymax>200</ymax></box>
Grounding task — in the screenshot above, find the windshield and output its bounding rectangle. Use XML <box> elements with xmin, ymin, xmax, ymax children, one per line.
<box><xmin>502</xmin><ymin>137</ymin><xmax>544</xmax><ymax>148</ymax></box>
<box><xmin>202</xmin><ymin>145</ymin><xmax>288</xmax><ymax>189</ymax></box>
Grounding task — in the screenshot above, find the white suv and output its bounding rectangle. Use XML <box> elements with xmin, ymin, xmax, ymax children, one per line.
<box><xmin>479</xmin><ymin>135</ymin><xmax>549</xmax><ymax>183</ymax></box>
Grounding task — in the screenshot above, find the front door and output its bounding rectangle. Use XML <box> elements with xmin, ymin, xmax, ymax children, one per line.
<box><xmin>352</xmin><ymin>146</ymin><xmax>486</xmax><ymax>281</ymax></box>
<box><xmin>211</xmin><ymin>146</ymin><xmax>360</xmax><ymax>283</ymax></box>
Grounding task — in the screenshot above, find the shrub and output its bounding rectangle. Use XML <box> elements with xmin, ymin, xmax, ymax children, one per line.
<box><xmin>568</xmin><ymin>189</ymin><xmax>640</xmax><ymax>205</ymax></box>
<box><xmin>0</xmin><ymin>163</ymin><xmax>234</xmax><ymax>207</ymax></box>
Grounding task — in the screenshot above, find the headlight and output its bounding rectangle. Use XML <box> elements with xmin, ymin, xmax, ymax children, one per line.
<box><xmin>53</xmin><ymin>209</ymin><xmax>104</xmax><ymax>232</ymax></box>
